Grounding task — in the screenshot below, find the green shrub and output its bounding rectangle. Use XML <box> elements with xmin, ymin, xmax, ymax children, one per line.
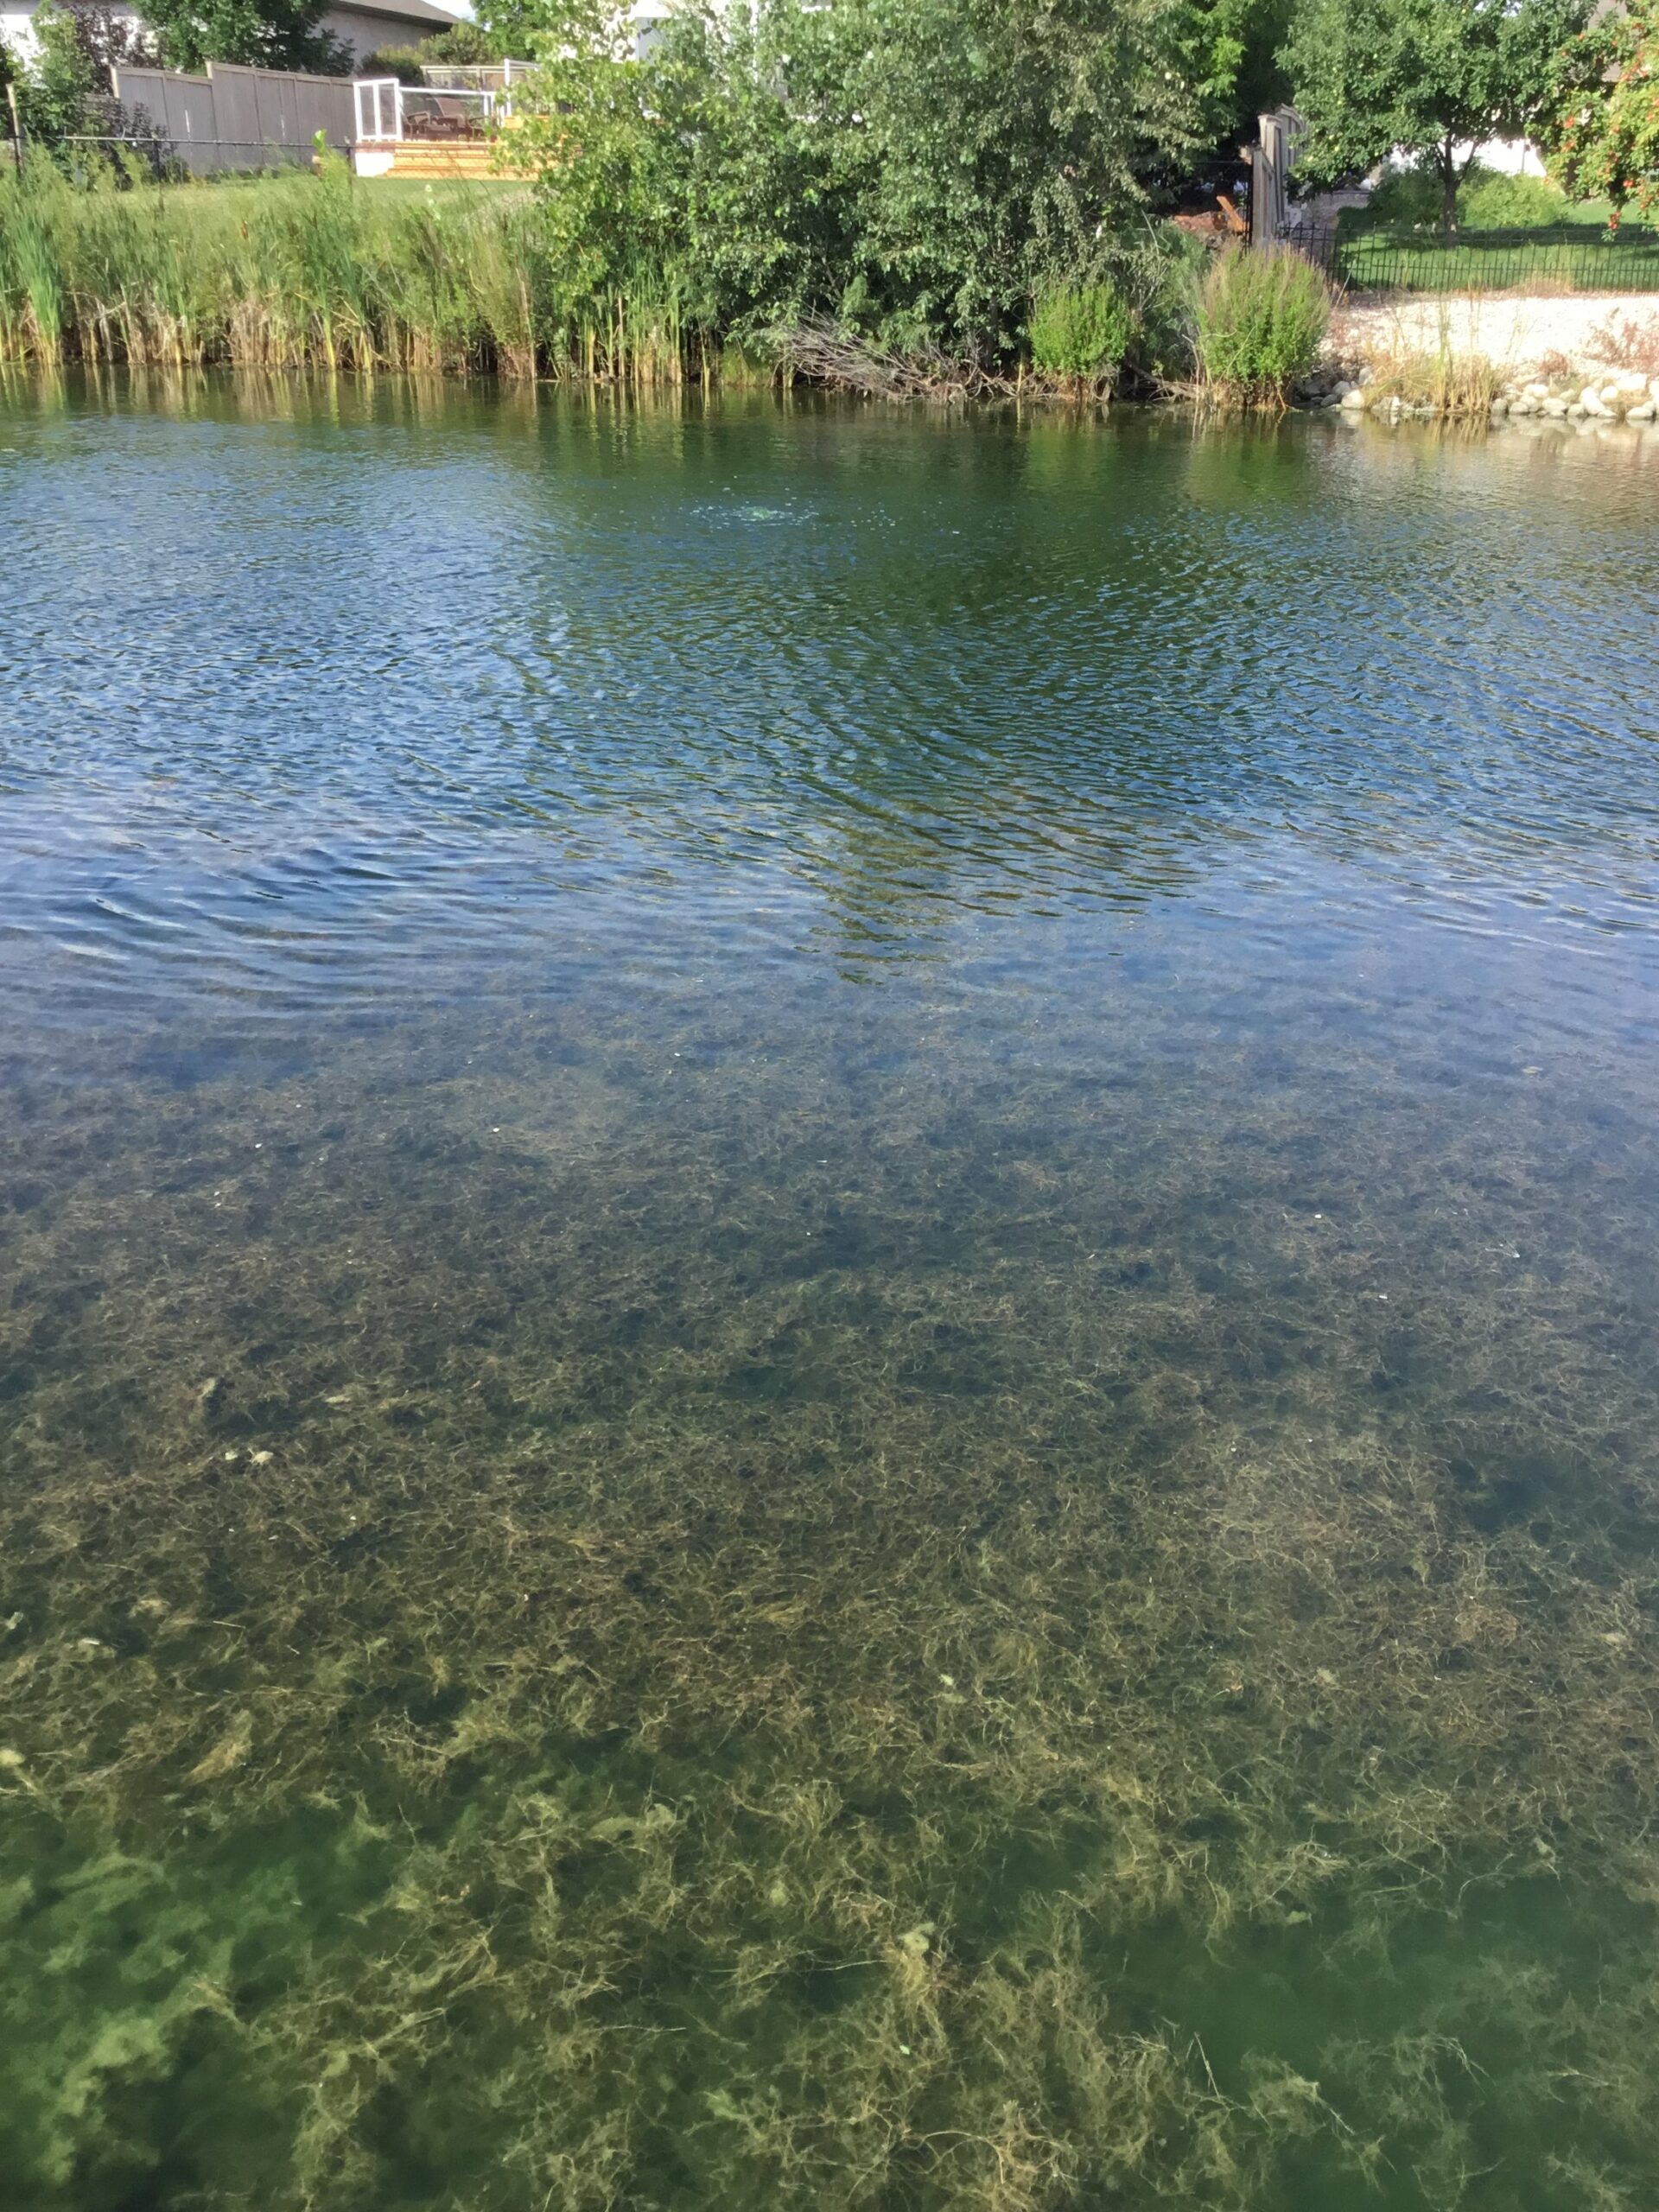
<box><xmin>1457</xmin><ymin>166</ymin><xmax>1568</xmax><ymax>226</ymax></box>
<box><xmin>1115</xmin><ymin>223</ymin><xmax>1207</xmax><ymax>383</ymax></box>
<box><xmin>1027</xmin><ymin>279</ymin><xmax>1134</xmax><ymax>385</ymax></box>
<box><xmin>361</xmin><ymin>41</ymin><xmax>429</xmax><ymax>84</ymax></box>
<box><xmin>1366</xmin><ymin>159</ymin><xmax>1569</xmax><ymax>231</ymax></box>
<box><xmin>1365</xmin><ymin>164</ymin><xmax>1446</xmax><ymax>227</ymax></box>
<box><xmin>1193</xmin><ymin>244</ymin><xmax>1331</xmax><ymax>407</ymax></box>
<box><xmin>365</xmin><ymin>22</ymin><xmax>507</xmax><ymax>82</ymax></box>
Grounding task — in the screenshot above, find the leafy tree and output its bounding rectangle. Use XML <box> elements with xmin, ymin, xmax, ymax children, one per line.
<box><xmin>473</xmin><ymin>0</ymin><xmax>577</xmax><ymax>60</ymax></box>
<box><xmin>11</xmin><ymin>2</ymin><xmax>149</xmax><ymax>143</ymax></box>
<box><xmin>842</xmin><ymin>0</ymin><xmax>1203</xmax><ymax>353</ymax></box>
<box><xmin>1184</xmin><ymin>0</ymin><xmax>1295</xmax><ymax>154</ymax></box>
<box><xmin>512</xmin><ymin>0</ymin><xmax>1214</xmax><ymax>363</ymax></box>
<box><xmin>1541</xmin><ymin>0</ymin><xmax>1659</xmax><ymax>222</ymax></box>
<box><xmin>136</xmin><ymin>0</ymin><xmax>349</xmax><ymax>75</ymax></box>
<box><xmin>651</xmin><ymin>1</ymin><xmax>871</xmax><ymax>338</ymax></box>
<box><xmin>1281</xmin><ymin>0</ymin><xmax>1595</xmax><ymax>235</ymax></box>
<box><xmin>1229</xmin><ymin>0</ymin><xmax>1295</xmax><ymax>131</ymax></box>
<box><xmin>504</xmin><ymin>0</ymin><xmax>677</xmax><ymax>327</ymax></box>
<box><xmin>19</xmin><ymin>7</ymin><xmax>99</xmax><ymax>139</ymax></box>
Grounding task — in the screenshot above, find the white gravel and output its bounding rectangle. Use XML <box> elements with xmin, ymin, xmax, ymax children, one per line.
<box><xmin>1329</xmin><ymin>293</ymin><xmax>1659</xmax><ymax>376</ymax></box>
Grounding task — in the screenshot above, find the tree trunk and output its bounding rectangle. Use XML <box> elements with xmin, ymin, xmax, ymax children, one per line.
<box><xmin>1440</xmin><ymin>137</ymin><xmax>1458</xmax><ymax>242</ymax></box>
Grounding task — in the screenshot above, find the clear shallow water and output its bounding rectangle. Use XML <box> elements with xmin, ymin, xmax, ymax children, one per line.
<box><xmin>3</xmin><ymin>376</ymin><xmax>1659</xmax><ymax>2211</ymax></box>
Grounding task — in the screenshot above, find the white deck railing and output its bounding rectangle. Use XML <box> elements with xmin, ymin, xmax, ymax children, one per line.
<box><xmin>416</xmin><ymin>62</ymin><xmax>529</xmax><ymax>92</ymax></box>
<box><xmin>352</xmin><ymin>67</ymin><xmax>529</xmax><ymax>146</ymax></box>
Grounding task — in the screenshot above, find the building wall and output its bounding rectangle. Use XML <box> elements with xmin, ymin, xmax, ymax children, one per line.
<box><xmin>1462</xmin><ymin>138</ymin><xmax>1548</xmax><ymax>178</ymax></box>
<box><xmin>2</xmin><ymin>1</ymin><xmax>455</xmax><ymax>70</ymax></box>
<box><xmin>321</xmin><ymin>8</ymin><xmax>423</xmax><ymax>64</ymax></box>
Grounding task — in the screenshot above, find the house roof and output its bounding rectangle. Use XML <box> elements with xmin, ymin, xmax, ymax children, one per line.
<box><xmin>327</xmin><ymin>0</ymin><xmax>467</xmax><ymax>24</ymax></box>
<box><xmin>2</xmin><ymin>0</ymin><xmax>467</xmax><ymax>17</ymax></box>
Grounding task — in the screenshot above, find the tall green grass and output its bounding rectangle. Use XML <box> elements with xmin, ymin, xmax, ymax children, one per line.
<box><xmin>1193</xmin><ymin>245</ymin><xmax>1332</xmax><ymax>409</ymax></box>
<box><xmin>0</xmin><ymin>162</ymin><xmax>702</xmax><ymax>381</ymax></box>
<box><xmin>1027</xmin><ymin>279</ymin><xmax>1135</xmax><ymax>391</ymax></box>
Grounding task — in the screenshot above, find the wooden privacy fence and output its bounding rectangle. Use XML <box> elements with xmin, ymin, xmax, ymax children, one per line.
<box><xmin>1250</xmin><ymin>109</ymin><xmax>1302</xmax><ymax>247</ymax></box>
<box><xmin>108</xmin><ymin>60</ymin><xmax>356</xmax><ymax>175</ymax></box>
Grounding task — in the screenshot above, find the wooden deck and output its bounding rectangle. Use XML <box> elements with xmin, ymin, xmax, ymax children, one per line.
<box><xmin>353</xmin><ymin>139</ymin><xmax>533</xmax><ymax>181</ymax></box>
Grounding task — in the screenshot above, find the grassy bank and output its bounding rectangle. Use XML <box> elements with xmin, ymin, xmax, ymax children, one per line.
<box><xmin>1333</xmin><ymin>219</ymin><xmax>1659</xmax><ymax>296</ymax></box>
<box><xmin>0</xmin><ymin>166</ymin><xmax>1339</xmax><ymax>406</ymax></box>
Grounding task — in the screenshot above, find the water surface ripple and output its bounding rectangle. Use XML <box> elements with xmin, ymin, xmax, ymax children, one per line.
<box><xmin>3</xmin><ymin>386</ymin><xmax>1657</xmax><ymax>1029</ymax></box>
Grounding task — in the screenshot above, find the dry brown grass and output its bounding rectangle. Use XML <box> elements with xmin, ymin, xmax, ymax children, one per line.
<box><xmin>1585</xmin><ymin>312</ymin><xmax>1659</xmax><ymax>376</ymax></box>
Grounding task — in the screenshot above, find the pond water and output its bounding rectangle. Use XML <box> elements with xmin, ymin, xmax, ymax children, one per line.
<box><xmin>3</xmin><ymin>376</ymin><xmax>1659</xmax><ymax>2212</ymax></box>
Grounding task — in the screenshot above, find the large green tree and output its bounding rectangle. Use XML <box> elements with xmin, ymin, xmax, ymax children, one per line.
<box><xmin>512</xmin><ymin>0</ymin><xmax>1216</xmax><ymax>363</ymax></box>
<box><xmin>1281</xmin><ymin>0</ymin><xmax>1595</xmax><ymax>234</ymax></box>
<box><xmin>472</xmin><ymin>0</ymin><xmax>585</xmax><ymax>59</ymax></box>
<box><xmin>1185</xmin><ymin>0</ymin><xmax>1294</xmax><ymax>155</ymax></box>
<box><xmin>842</xmin><ymin>0</ymin><xmax>1204</xmax><ymax>350</ymax></box>
<box><xmin>137</xmin><ymin>0</ymin><xmax>348</xmax><ymax>74</ymax></box>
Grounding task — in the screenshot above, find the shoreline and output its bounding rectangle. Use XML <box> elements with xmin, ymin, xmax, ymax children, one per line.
<box><xmin>1313</xmin><ymin>290</ymin><xmax>1659</xmax><ymax>423</ymax></box>
<box><xmin>9</xmin><ymin>345</ymin><xmax>1659</xmax><ymax>437</ymax></box>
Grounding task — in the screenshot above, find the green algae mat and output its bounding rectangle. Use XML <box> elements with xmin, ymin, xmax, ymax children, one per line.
<box><xmin>3</xmin><ymin>379</ymin><xmax>1659</xmax><ymax>2211</ymax></box>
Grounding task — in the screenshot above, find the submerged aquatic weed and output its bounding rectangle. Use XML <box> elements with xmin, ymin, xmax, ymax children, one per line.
<box><xmin>3</xmin><ymin>963</ymin><xmax>1659</xmax><ymax>2209</ymax></box>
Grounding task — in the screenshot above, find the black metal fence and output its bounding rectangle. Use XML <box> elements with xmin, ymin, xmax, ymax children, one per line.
<box><xmin>1287</xmin><ymin>219</ymin><xmax>1659</xmax><ymax>294</ymax></box>
<box><xmin>42</xmin><ymin>134</ymin><xmax>324</xmax><ymax>183</ymax></box>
